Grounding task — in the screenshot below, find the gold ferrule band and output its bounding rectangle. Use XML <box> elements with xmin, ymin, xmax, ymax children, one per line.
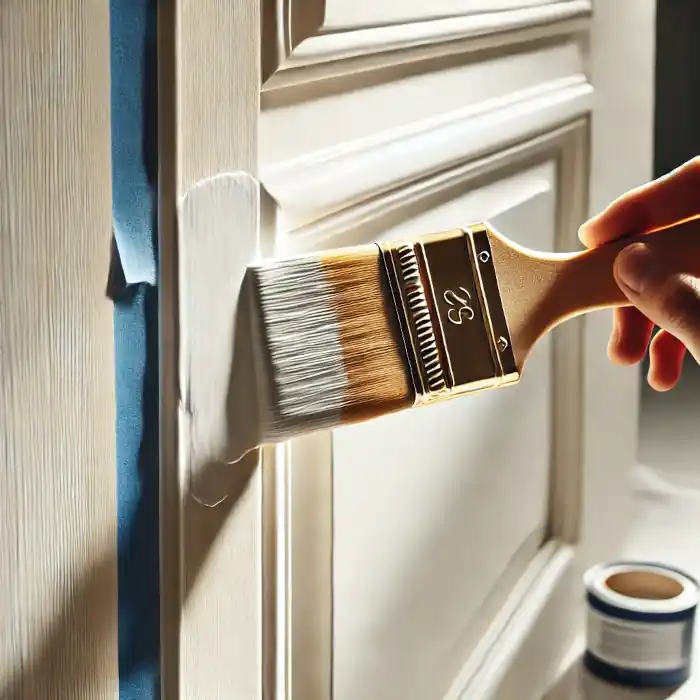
<box><xmin>378</xmin><ymin>224</ymin><xmax>519</xmax><ymax>407</ymax></box>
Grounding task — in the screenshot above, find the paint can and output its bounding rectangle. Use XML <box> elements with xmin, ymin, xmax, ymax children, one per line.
<box><xmin>584</xmin><ymin>562</ymin><xmax>699</xmax><ymax>688</ymax></box>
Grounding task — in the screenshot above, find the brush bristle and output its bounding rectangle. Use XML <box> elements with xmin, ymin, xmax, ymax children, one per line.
<box><xmin>248</xmin><ymin>246</ymin><xmax>414</xmax><ymax>441</ymax></box>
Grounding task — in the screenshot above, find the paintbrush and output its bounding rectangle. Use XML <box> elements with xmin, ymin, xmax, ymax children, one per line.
<box><xmin>244</xmin><ymin>218</ymin><xmax>700</xmax><ymax>451</ymax></box>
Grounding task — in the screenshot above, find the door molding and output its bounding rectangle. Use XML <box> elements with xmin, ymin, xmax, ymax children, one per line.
<box><xmin>263</xmin><ymin>0</ymin><xmax>592</xmax><ymax>88</ymax></box>
<box><xmin>267</xmin><ymin>116</ymin><xmax>589</xmax><ymax>700</ymax></box>
<box><xmin>263</xmin><ymin>76</ymin><xmax>592</xmax><ymax>230</ymax></box>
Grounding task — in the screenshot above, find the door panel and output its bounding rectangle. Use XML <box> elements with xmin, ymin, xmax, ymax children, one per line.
<box><xmin>333</xmin><ymin>181</ymin><xmax>555</xmax><ymax>700</ymax></box>
<box><xmin>278</xmin><ymin>120</ymin><xmax>588</xmax><ymax>700</ymax></box>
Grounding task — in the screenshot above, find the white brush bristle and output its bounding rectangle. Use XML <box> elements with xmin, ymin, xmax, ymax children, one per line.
<box><xmin>247</xmin><ymin>247</ymin><xmax>413</xmax><ymax>442</ymax></box>
<box><xmin>249</xmin><ymin>257</ymin><xmax>349</xmax><ymax>439</ymax></box>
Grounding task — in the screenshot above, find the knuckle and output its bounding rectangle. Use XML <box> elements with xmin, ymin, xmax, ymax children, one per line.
<box><xmin>612</xmin><ymin>192</ymin><xmax>650</xmax><ymax>233</ymax></box>
<box><xmin>681</xmin><ymin>156</ymin><xmax>700</xmax><ymax>187</ymax></box>
<box><xmin>659</xmin><ymin>275</ymin><xmax>700</xmax><ymax>339</ymax></box>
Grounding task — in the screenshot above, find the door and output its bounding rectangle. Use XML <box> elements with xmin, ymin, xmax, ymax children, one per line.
<box><xmin>161</xmin><ymin>2</ymin><xmax>656</xmax><ymax>699</ymax></box>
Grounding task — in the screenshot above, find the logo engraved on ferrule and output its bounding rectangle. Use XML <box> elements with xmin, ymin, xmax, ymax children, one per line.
<box><xmin>377</xmin><ymin>224</ymin><xmax>519</xmax><ymax>406</ymax></box>
<box><xmin>443</xmin><ymin>287</ymin><xmax>475</xmax><ymax>325</ymax></box>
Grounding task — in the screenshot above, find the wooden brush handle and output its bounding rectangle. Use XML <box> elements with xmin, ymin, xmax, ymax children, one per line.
<box><xmin>550</xmin><ymin>217</ymin><xmax>700</xmax><ymax>317</ymax></box>
<box><xmin>490</xmin><ymin>217</ymin><xmax>700</xmax><ymax>363</ymax></box>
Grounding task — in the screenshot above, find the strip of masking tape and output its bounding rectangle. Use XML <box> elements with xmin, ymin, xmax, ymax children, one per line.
<box><xmin>584</xmin><ymin>561</ymin><xmax>700</xmax><ymax>688</ymax></box>
<box><xmin>178</xmin><ymin>172</ymin><xmax>262</xmax><ymax>507</ymax></box>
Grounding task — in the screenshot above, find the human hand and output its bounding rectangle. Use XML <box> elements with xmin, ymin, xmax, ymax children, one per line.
<box><xmin>579</xmin><ymin>157</ymin><xmax>700</xmax><ymax>391</ymax></box>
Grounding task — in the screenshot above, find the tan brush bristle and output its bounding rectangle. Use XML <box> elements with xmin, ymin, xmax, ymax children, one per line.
<box><xmin>320</xmin><ymin>251</ymin><xmax>413</xmax><ymax>421</ymax></box>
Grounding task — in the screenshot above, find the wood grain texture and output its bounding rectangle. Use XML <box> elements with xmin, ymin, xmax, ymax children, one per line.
<box><xmin>288</xmin><ymin>435</ymin><xmax>333</xmax><ymax>700</ymax></box>
<box><xmin>177</xmin><ymin>0</ymin><xmax>258</xmax><ymax>191</ymax></box>
<box><xmin>0</xmin><ymin>2</ymin><xmax>117</xmax><ymax>699</ymax></box>
<box><xmin>158</xmin><ymin>0</ymin><xmax>263</xmax><ymax>697</ymax></box>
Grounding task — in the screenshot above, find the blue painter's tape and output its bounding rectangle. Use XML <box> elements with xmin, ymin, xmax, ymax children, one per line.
<box><xmin>110</xmin><ymin>0</ymin><xmax>158</xmax><ymax>288</ymax></box>
<box><xmin>109</xmin><ymin>0</ymin><xmax>160</xmax><ymax>698</ymax></box>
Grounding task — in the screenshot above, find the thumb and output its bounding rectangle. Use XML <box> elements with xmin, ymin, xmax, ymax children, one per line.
<box><xmin>614</xmin><ymin>243</ymin><xmax>700</xmax><ymax>361</ymax></box>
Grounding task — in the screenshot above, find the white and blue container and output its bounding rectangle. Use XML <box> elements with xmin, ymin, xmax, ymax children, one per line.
<box><xmin>584</xmin><ymin>562</ymin><xmax>699</xmax><ymax>688</ymax></box>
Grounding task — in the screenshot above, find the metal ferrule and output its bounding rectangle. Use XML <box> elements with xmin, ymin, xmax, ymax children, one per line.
<box><xmin>377</xmin><ymin>223</ymin><xmax>519</xmax><ymax>406</ymax></box>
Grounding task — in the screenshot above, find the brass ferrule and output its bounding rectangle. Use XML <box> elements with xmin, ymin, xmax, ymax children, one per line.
<box><xmin>377</xmin><ymin>223</ymin><xmax>519</xmax><ymax>406</ymax></box>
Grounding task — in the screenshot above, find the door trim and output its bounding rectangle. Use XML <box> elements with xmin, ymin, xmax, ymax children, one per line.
<box><xmin>271</xmin><ymin>117</ymin><xmax>589</xmax><ymax>700</ymax></box>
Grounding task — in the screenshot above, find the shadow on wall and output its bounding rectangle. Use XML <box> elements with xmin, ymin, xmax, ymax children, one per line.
<box><xmin>0</xmin><ymin>442</ymin><xmax>256</xmax><ymax>700</ymax></box>
<box><xmin>0</xmin><ymin>555</ymin><xmax>118</xmax><ymax>700</ymax></box>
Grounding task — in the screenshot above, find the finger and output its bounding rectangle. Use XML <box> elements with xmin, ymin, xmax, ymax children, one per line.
<box><xmin>608</xmin><ymin>306</ymin><xmax>653</xmax><ymax>365</ymax></box>
<box><xmin>647</xmin><ymin>330</ymin><xmax>687</xmax><ymax>391</ymax></box>
<box><xmin>614</xmin><ymin>243</ymin><xmax>700</xmax><ymax>361</ymax></box>
<box><xmin>579</xmin><ymin>157</ymin><xmax>700</xmax><ymax>247</ymax></box>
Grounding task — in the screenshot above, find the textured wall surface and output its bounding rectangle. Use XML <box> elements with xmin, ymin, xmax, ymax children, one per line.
<box><xmin>0</xmin><ymin>2</ymin><xmax>118</xmax><ymax>698</ymax></box>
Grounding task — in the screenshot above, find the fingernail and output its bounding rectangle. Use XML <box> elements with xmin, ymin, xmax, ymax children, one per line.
<box><xmin>615</xmin><ymin>243</ymin><xmax>655</xmax><ymax>295</ymax></box>
<box><xmin>578</xmin><ymin>221</ymin><xmax>595</xmax><ymax>247</ymax></box>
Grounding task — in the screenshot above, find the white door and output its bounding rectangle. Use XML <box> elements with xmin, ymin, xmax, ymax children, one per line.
<box><xmin>163</xmin><ymin>2</ymin><xmax>657</xmax><ymax>699</ymax></box>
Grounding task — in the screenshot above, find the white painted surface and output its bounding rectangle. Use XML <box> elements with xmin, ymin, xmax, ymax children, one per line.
<box><xmin>546</xmin><ymin>363</ymin><xmax>700</xmax><ymax>699</ymax></box>
<box><xmin>159</xmin><ymin>0</ymin><xmax>263</xmax><ymax>698</ymax></box>
<box><xmin>332</xmin><ymin>179</ymin><xmax>556</xmax><ymax>700</ymax></box>
<box><xmin>322</xmin><ymin>0</ymin><xmax>583</xmax><ymax>32</ymax></box>
<box><xmin>264</xmin><ymin>0</ymin><xmax>590</xmax><ymax>81</ymax></box>
<box><xmin>0</xmin><ymin>2</ymin><xmax>118</xmax><ymax>698</ymax></box>
<box><xmin>165</xmin><ymin>0</ymin><xmax>656</xmax><ymax>698</ymax></box>
<box><xmin>178</xmin><ymin>173</ymin><xmax>261</xmax><ymax>505</ymax></box>
<box><xmin>263</xmin><ymin>76</ymin><xmax>592</xmax><ymax>227</ymax></box>
<box><xmin>261</xmin><ymin>40</ymin><xmax>585</xmax><ymax>166</ymax></box>
<box><xmin>575</xmin><ymin>0</ymin><xmax>657</xmax><ymax>636</ymax></box>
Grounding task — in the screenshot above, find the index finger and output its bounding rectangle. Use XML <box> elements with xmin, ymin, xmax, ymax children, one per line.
<box><xmin>579</xmin><ymin>157</ymin><xmax>700</xmax><ymax>248</ymax></box>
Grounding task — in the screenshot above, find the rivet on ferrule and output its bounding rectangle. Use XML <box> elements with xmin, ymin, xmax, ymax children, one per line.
<box><xmin>378</xmin><ymin>223</ymin><xmax>519</xmax><ymax>406</ymax></box>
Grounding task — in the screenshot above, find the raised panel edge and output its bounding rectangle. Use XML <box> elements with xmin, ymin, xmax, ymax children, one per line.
<box><xmin>262</xmin><ymin>76</ymin><xmax>593</xmax><ymax>232</ymax></box>
<box><xmin>450</xmin><ymin>542</ymin><xmax>575</xmax><ymax>700</ymax></box>
<box><xmin>263</xmin><ymin>0</ymin><xmax>592</xmax><ymax>89</ymax></box>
